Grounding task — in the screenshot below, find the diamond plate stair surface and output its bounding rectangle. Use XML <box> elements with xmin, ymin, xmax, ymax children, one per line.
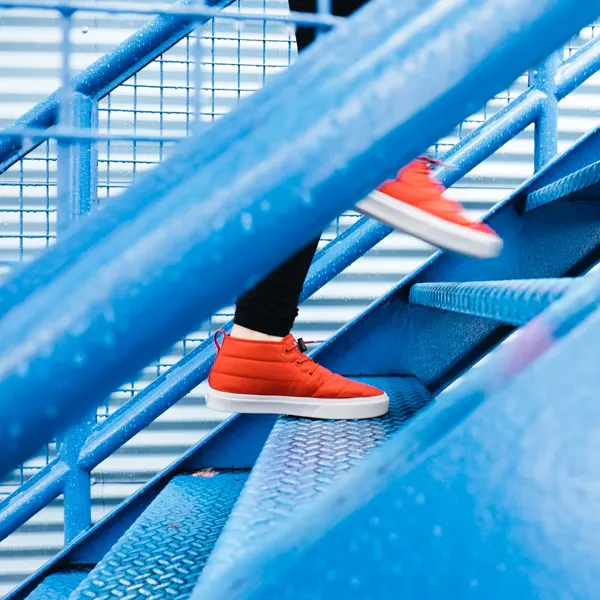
<box><xmin>409</xmin><ymin>278</ymin><xmax>574</xmax><ymax>325</ymax></box>
<box><xmin>68</xmin><ymin>472</ymin><xmax>248</xmax><ymax>600</ymax></box>
<box><xmin>25</xmin><ymin>572</ymin><xmax>89</xmax><ymax>600</ymax></box>
<box><xmin>195</xmin><ymin>376</ymin><xmax>433</xmax><ymax>592</ymax></box>
<box><xmin>526</xmin><ymin>159</ymin><xmax>600</xmax><ymax>210</ymax></box>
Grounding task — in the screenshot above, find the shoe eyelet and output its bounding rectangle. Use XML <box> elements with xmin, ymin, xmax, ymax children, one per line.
<box><xmin>284</xmin><ymin>348</ymin><xmax>291</xmax><ymax>354</ymax></box>
<box><xmin>308</xmin><ymin>371</ymin><xmax>314</xmax><ymax>376</ymax></box>
<box><xmin>295</xmin><ymin>360</ymin><xmax>302</xmax><ymax>366</ymax></box>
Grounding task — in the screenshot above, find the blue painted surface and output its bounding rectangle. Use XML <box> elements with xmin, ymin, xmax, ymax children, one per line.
<box><xmin>3</xmin><ymin>1</ymin><xmax>600</xmax><ymax>596</ymax></box>
<box><xmin>56</xmin><ymin>91</ymin><xmax>98</xmax><ymax>545</ymax></box>
<box><xmin>1</xmin><ymin>0</ymin><xmax>600</xmax><ymax>547</ymax></box>
<box><xmin>69</xmin><ymin>473</ymin><xmax>248</xmax><ymax>600</ymax></box>
<box><xmin>0</xmin><ymin>460</ymin><xmax>67</xmax><ymax>542</ymax></box>
<box><xmin>532</xmin><ymin>53</ymin><xmax>559</xmax><ymax>171</ymax></box>
<box><xmin>526</xmin><ymin>158</ymin><xmax>600</xmax><ymax>210</ymax></box>
<box><xmin>196</xmin><ymin>377</ymin><xmax>433</xmax><ymax>593</ymax></box>
<box><xmin>0</xmin><ymin>0</ymin><xmax>597</xmax><ymax>482</ymax></box>
<box><xmin>190</xmin><ymin>269</ymin><xmax>600</xmax><ymax>600</ymax></box>
<box><xmin>59</xmin><ymin>415</ymin><xmax>94</xmax><ymax>545</ymax></box>
<box><xmin>556</xmin><ymin>34</ymin><xmax>600</xmax><ymax>98</ymax></box>
<box><xmin>6</xmin><ymin>414</ymin><xmax>273</xmax><ymax>599</ymax></box>
<box><xmin>409</xmin><ymin>278</ymin><xmax>574</xmax><ymax>326</ymax></box>
<box><xmin>56</xmin><ymin>93</ymin><xmax>98</xmax><ymax>233</ymax></box>
<box><xmin>25</xmin><ymin>572</ymin><xmax>88</xmax><ymax>600</ymax></box>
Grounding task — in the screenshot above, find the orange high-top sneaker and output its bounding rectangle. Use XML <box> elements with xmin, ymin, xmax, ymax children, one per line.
<box><xmin>207</xmin><ymin>333</ymin><xmax>388</xmax><ymax>420</ymax></box>
<box><xmin>357</xmin><ymin>157</ymin><xmax>503</xmax><ymax>259</ymax></box>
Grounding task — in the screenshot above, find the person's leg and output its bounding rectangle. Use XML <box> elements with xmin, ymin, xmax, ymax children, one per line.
<box><xmin>233</xmin><ymin>237</ymin><xmax>320</xmax><ymax>339</ymax></box>
<box><xmin>233</xmin><ymin>0</ymin><xmax>367</xmax><ymax>342</ymax></box>
<box><xmin>289</xmin><ymin>4</ymin><xmax>503</xmax><ymax>259</ymax></box>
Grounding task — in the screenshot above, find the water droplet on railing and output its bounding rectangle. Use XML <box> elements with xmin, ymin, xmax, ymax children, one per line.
<box><xmin>73</xmin><ymin>352</ymin><xmax>86</xmax><ymax>366</ymax></box>
<box><xmin>82</xmin><ymin>26</ymin><xmax>89</xmax><ymax>34</ymax></box>
<box><xmin>241</xmin><ymin>212</ymin><xmax>253</xmax><ymax>231</ymax></box>
<box><xmin>104</xmin><ymin>331</ymin><xmax>116</xmax><ymax>348</ymax></box>
<box><xmin>301</xmin><ymin>191</ymin><xmax>313</xmax><ymax>206</ymax></box>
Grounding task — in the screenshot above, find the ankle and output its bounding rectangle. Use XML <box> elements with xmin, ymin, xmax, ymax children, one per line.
<box><xmin>230</xmin><ymin>324</ymin><xmax>285</xmax><ymax>343</ymax></box>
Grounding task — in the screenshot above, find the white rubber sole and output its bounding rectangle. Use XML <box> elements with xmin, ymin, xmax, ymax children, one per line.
<box><xmin>357</xmin><ymin>190</ymin><xmax>503</xmax><ymax>259</ymax></box>
<box><xmin>206</xmin><ymin>387</ymin><xmax>390</xmax><ymax>420</ymax></box>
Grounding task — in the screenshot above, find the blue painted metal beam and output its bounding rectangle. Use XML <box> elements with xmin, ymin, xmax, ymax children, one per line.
<box><xmin>191</xmin><ymin>263</ymin><xmax>600</xmax><ymax>600</ymax></box>
<box><xmin>56</xmin><ymin>91</ymin><xmax>99</xmax><ymax>545</ymax></box>
<box><xmin>556</xmin><ymin>33</ymin><xmax>600</xmax><ymax>99</ymax></box>
<box><xmin>0</xmin><ymin>0</ymin><xmax>233</xmax><ymax>174</ymax></box>
<box><xmin>0</xmin><ymin>460</ymin><xmax>68</xmax><ymax>542</ymax></box>
<box><xmin>0</xmin><ymin>0</ymin><xmax>597</xmax><ymax>479</ymax></box>
<box><xmin>532</xmin><ymin>53</ymin><xmax>559</xmax><ymax>170</ymax></box>
<box><xmin>525</xmin><ymin>159</ymin><xmax>600</xmax><ymax>210</ymax></box>
<box><xmin>56</xmin><ymin>93</ymin><xmax>98</xmax><ymax>232</ymax></box>
<box><xmin>409</xmin><ymin>278</ymin><xmax>573</xmax><ymax>326</ymax></box>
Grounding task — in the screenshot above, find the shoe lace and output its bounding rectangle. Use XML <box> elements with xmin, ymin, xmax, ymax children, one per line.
<box><xmin>284</xmin><ymin>338</ymin><xmax>317</xmax><ymax>376</ymax></box>
<box><xmin>213</xmin><ymin>328</ymin><xmax>228</xmax><ymax>352</ymax></box>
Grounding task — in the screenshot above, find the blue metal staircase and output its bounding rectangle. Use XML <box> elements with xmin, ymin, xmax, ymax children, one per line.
<box><xmin>2</xmin><ymin>0</ymin><xmax>600</xmax><ymax>598</ymax></box>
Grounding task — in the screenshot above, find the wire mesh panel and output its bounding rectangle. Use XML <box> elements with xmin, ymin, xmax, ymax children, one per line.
<box><xmin>0</xmin><ymin>141</ymin><xmax>56</xmax><ymax>275</ymax></box>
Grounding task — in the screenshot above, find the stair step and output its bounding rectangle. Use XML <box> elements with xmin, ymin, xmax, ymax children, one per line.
<box><xmin>525</xmin><ymin>159</ymin><xmax>600</xmax><ymax>211</ymax></box>
<box><xmin>26</xmin><ymin>571</ymin><xmax>89</xmax><ymax>600</ymax></box>
<box><xmin>66</xmin><ymin>471</ymin><xmax>248</xmax><ymax>600</ymax></box>
<box><xmin>196</xmin><ymin>376</ymin><xmax>433</xmax><ymax>589</ymax></box>
<box><xmin>409</xmin><ymin>278</ymin><xmax>573</xmax><ymax>325</ymax></box>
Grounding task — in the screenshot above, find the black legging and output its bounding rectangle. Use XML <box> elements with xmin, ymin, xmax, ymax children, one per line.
<box><xmin>234</xmin><ymin>0</ymin><xmax>368</xmax><ymax>336</ymax></box>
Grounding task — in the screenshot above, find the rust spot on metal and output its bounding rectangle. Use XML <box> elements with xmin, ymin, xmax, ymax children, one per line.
<box><xmin>193</xmin><ymin>468</ymin><xmax>218</xmax><ymax>478</ymax></box>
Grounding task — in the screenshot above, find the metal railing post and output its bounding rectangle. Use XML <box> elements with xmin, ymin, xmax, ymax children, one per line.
<box><xmin>532</xmin><ymin>52</ymin><xmax>560</xmax><ymax>170</ymax></box>
<box><xmin>56</xmin><ymin>7</ymin><xmax>99</xmax><ymax>543</ymax></box>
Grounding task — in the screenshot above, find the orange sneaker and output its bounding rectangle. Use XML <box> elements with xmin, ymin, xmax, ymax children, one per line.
<box><xmin>207</xmin><ymin>333</ymin><xmax>388</xmax><ymax>420</ymax></box>
<box><xmin>356</xmin><ymin>157</ymin><xmax>503</xmax><ymax>258</ymax></box>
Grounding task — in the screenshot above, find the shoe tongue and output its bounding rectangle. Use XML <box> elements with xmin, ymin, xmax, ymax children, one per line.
<box><xmin>282</xmin><ymin>334</ymin><xmax>296</xmax><ymax>345</ymax></box>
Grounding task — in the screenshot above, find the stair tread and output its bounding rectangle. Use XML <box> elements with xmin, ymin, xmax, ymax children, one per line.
<box><xmin>526</xmin><ymin>159</ymin><xmax>600</xmax><ymax>210</ymax></box>
<box><xmin>197</xmin><ymin>376</ymin><xmax>433</xmax><ymax>588</ymax></box>
<box><xmin>66</xmin><ymin>471</ymin><xmax>248</xmax><ymax>600</ymax></box>
<box><xmin>26</xmin><ymin>572</ymin><xmax>88</xmax><ymax>600</ymax></box>
<box><xmin>409</xmin><ymin>278</ymin><xmax>574</xmax><ymax>325</ymax></box>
